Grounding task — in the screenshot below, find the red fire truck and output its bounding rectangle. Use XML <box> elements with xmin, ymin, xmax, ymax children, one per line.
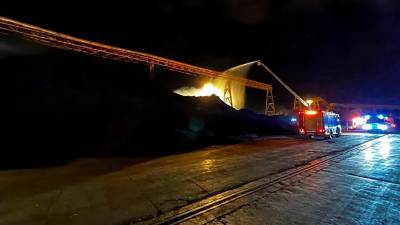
<box><xmin>256</xmin><ymin>62</ymin><xmax>342</xmax><ymax>139</ymax></box>
<box><xmin>297</xmin><ymin>110</ymin><xmax>342</xmax><ymax>138</ymax></box>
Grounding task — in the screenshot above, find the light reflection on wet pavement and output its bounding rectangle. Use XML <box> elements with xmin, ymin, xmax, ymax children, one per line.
<box><xmin>0</xmin><ymin>133</ymin><xmax>392</xmax><ymax>225</ymax></box>
<box><xmin>212</xmin><ymin>135</ymin><xmax>400</xmax><ymax>225</ymax></box>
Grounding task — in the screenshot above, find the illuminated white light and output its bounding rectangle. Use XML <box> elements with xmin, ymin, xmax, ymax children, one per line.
<box><xmin>291</xmin><ymin>118</ymin><xmax>297</xmax><ymax>122</ymax></box>
<box><xmin>306</xmin><ymin>99</ymin><xmax>313</xmax><ymax>105</ymax></box>
<box><xmin>363</xmin><ymin>124</ymin><xmax>372</xmax><ymax>130</ymax></box>
<box><xmin>364</xmin><ymin>115</ymin><xmax>371</xmax><ymax>120</ymax></box>
<box><xmin>352</xmin><ymin>117</ymin><xmax>365</xmax><ymax>126</ymax></box>
<box><xmin>377</xmin><ymin>114</ymin><xmax>384</xmax><ymax>120</ymax></box>
<box><xmin>377</xmin><ymin>124</ymin><xmax>388</xmax><ymax>130</ymax></box>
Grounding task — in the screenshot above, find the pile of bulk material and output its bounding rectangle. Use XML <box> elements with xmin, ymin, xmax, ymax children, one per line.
<box><xmin>3</xmin><ymin>52</ymin><xmax>295</xmax><ymax>168</ymax></box>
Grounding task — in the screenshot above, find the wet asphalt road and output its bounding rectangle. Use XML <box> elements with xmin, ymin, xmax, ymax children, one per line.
<box><xmin>1</xmin><ymin>133</ymin><xmax>397</xmax><ymax>225</ymax></box>
<box><xmin>183</xmin><ymin>134</ymin><xmax>400</xmax><ymax>225</ymax></box>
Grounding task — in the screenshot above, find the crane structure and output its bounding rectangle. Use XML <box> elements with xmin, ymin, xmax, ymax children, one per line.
<box><xmin>0</xmin><ymin>16</ymin><xmax>275</xmax><ymax>114</ymax></box>
<box><xmin>256</xmin><ymin>62</ymin><xmax>310</xmax><ymax>112</ymax></box>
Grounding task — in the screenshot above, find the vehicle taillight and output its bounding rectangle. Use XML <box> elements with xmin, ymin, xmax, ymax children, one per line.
<box><xmin>305</xmin><ymin>110</ymin><xmax>318</xmax><ymax>115</ymax></box>
<box><xmin>318</xmin><ymin>128</ymin><xmax>325</xmax><ymax>133</ymax></box>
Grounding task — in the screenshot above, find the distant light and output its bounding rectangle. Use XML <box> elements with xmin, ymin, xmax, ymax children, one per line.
<box><xmin>364</xmin><ymin>115</ymin><xmax>371</xmax><ymax>120</ymax></box>
<box><xmin>305</xmin><ymin>110</ymin><xmax>318</xmax><ymax>115</ymax></box>
<box><xmin>306</xmin><ymin>99</ymin><xmax>313</xmax><ymax>105</ymax></box>
<box><xmin>352</xmin><ymin>117</ymin><xmax>365</xmax><ymax>126</ymax></box>
<box><xmin>377</xmin><ymin>124</ymin><xmax>388</xmax><ymax>130</ymax></box>
<box><xmin>377</xmin><ymin>114</ymin><xmax>384</xmax><ymax>120</ymax></box>
<box><xmin>363</xmin><ymin>124</ymin><xmax>372</xmax><ymax>130</ymax></box>
<box><xmin>291</xmin><ymin>118</ymin><xmax>297</xmax><ymax>122</ymax></box>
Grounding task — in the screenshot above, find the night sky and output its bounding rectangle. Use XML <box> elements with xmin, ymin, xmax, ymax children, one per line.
<box><xmin>2</xmin><ymin>0</ymin><xmax>400</xmax><ymax>107</ymax></box>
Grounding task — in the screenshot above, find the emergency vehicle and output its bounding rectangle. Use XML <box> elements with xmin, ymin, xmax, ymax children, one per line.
<box><xmin>255</xmin><ymin>62</ymin><xmax>343</xmax><ymax>139</ymax></box>
<box><xmin>352</xmin><ymin>114</ymin><xmax>397</xmax><ymax>132</ymax></box>
<box><xmin>297</xmin><ymin>110</ymin><xmax>341</xmax><ymax>138</ymax></box>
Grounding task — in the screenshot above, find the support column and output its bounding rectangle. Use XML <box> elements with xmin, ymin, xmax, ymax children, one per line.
<box><xmin>224</xmin><ymin>81</ymin><xmax>233</xmax><ymax>107</ymax></box>
<box><xmin>265</xmin><ymin>89</ymin><xmax>275</xmax><ymax>115</ymax></box>
<box><xmin>293</xmin><ymin>97</ymin><xmax>302</xmax><ymax>112</ymax></box>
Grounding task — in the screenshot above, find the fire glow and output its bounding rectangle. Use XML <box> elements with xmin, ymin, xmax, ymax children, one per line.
<box><xmin>174</xmin><ymin>62</ymin><xmax>255</xmax><ymax>110</ymax></box>
<box><xmin>174</xmin><ymin>83</ymin><xmax>223</xmax><ymax>99</ymax></box>
<box><xmin>196</xmin><ymin>83</ymin><xmax>224</xmax><ymax>99</ymax></box>
<box><xmin>174</xmin><ymin>82</ymin><xmax>245</xmax><ymax>110</ymax></box>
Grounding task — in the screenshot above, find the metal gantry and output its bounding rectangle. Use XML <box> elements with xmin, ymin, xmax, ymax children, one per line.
<box><xmin>257</xmin><ymin>61</ymin><xmax>309</xmax><ymax>112</ymax></box>
<box><xmin>223</xmin><ymin>81</ymin><xmax>233</xmax><ymax>108</ymax></box>
<box><xmin>265</xmin><ymin>89</ymin><xmax>276</xmax><ymax>115</ymax></box>
<box><xmin>0</xmin><ymin>16</ymin><xmax>275</xmax><ymax>115</ymax></box>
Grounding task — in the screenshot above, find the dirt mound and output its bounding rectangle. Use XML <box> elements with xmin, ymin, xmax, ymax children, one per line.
<box><xmin>3</xmin><ymin>52</ymin><xmax>295</xmax><ymax>167</ymax></box>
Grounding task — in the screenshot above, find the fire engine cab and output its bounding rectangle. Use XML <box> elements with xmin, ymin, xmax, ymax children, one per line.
<box><xmin>298</xmin><ymin>110</ymin><xmax>341</xmax><ymax>138</ymax></box>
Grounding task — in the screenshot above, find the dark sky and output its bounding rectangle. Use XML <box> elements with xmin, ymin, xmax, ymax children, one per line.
<box><xmin>2</xmin><ymin>0</ymin><xmax>400</xmax><ymax>106</ymax></box>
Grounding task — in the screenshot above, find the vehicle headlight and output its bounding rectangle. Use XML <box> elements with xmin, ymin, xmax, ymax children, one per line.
<box><xmin>377</xmin><ymin>124</ymin><xmax>388</xmax><ymax>130</ymax></box>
